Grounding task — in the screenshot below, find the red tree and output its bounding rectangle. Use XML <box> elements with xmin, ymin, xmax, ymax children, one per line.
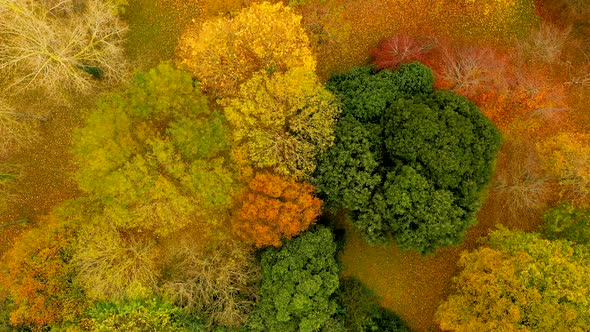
<box><xmin>370</xmin><ymin>33</ymin><xmax>432</xmax><ymax>69</ymax></box>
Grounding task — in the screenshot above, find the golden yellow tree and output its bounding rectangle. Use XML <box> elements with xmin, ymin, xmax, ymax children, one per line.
<box><xmin>178</xmin><ymin>1</ymin><xmax>316</xmax><ymax>97</ymax></box>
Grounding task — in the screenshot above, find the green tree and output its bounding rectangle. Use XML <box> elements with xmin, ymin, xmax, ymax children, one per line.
<box><xmin>543</xmin><ymin>202</ymin><xmax>590</xmax><ymax>244</ymax></box>
<box><xmin>314</xmin><ymin>63</ymin><xmax>501</xmax><ymax>253</ymax></box>
<box><xmin>248</xmin><ymin>226</ymin><xmax>340</xmax><ymax>332</ymax></box>
<box><xmin>73</xmin><ymin>63</ymin><xmax>235</xmax><ymax>237</ymax></box>
<box><xmin>436</xmin><ymin>227</ymin><xmax>590</xmax><ymax>331</ymax></box>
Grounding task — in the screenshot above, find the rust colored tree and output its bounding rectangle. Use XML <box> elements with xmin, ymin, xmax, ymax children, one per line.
<box><xmin>232</xmin><ymin>173</ymin><xmax>322</xmax><ymax>248</ymax></box>
<box><xmin>370</xmin><ymin>33</ymin><xmax>432</xmax><ymax>70</ymax></box>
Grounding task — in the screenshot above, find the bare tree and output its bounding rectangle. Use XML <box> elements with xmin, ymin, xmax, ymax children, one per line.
<box><xmin>160</xmin><ymin>232</ymin><xmax>261</xmax><ymax>328</ymax></box>
<box><xmin>518</xmin><ymin>22</ymin><xmax>571</xmax><ymax>64</ymax></box>
<box><xmin>0</xmin><ymin>0</ymin><xmax>128</xmax><ymax>99</ymax></box>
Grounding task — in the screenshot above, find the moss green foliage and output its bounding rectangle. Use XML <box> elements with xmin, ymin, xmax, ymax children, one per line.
<box><xmin>436</xmin><ymin>228</ymin><xmax>590</xmax><ymax>331</ymax></box>
<box><xmin>87</xmin><ymin>298</ymin><xmax>204</xmax><ymax>331</ymax></box>
<box><xmin>543</xmin><ymin>202</ymin><xmax>590</xmax><ymax>244</ymax></box>
<box><xmin>73</xmin><ymin>63</ymin><xmax>235</xmax><ymax>236</ymax></box>
<box><xmin>313</xmin><ymin>63</ymin><xmax>501</xmax><ymax>253</ymax></box>
<box><xmin>248</xmin><ymin>226</ymin><xmax>340</xmax><ymax>332</ymax></box>
<box><xmin>336</xmin><ymin>277</ymin><xmax>411</xmax><ymax>332</ymax></box>
<box><xmin>0</xmin><ymin>164</ymin><xmax>19</xmax><ymax>211</ymax></box>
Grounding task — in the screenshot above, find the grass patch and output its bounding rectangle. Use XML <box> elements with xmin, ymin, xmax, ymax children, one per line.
<box><xmin>123</xmin><ymin>0</ymin><xmax>201</xmax><ymax>69</ymax></box>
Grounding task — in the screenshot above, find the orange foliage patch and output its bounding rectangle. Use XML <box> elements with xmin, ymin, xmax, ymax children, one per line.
<box><xmin>232</xmin><ymin>172</ymin><xmax>322</xmax><ymax>247</ymax></box>
<box><xmin>1</xmin><ymin>215</ymin><xmax>83</xmax><ymax>327</ymax></box>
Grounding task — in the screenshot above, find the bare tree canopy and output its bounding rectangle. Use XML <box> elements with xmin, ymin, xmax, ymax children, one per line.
<box><xmin>0</xmin><ymin>0</ymin><xmax>128</xmax><ymax>98</ymax></box>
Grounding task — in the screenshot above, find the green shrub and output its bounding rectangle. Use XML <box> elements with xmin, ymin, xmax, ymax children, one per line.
<box><xmin>87</xmin><ymin>298</ymin><xmax>204</xmax><ymax>332</ymax></box>
<box><xmin>543</xmin><ymin>202</ymin><xmax>590</xmax><ymax>244</ymax></box>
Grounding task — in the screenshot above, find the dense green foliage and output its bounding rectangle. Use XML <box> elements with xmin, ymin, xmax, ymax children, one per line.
<box><xmin>436</xmin><ymin>228</ymin><xmax>590</xmax><ymax>331</ymax></box>
<box><xmin>314</xmin><ymin>63</ymin><xmax>501</xmax><ymax>253</ymax></box>
<box><xmin>73</xmin><ymin>63</ymin><xmax>235</xmax><ymax>236</ymax></box>
<box><xmin>249</xmin><ymin>226</ymin><xmax>340</xmax><ymax>332</ymax></box>
<box><xmin>543</xmin><ymin>202</ymin><xmax>590</xmax><ymax>244</ymax></box>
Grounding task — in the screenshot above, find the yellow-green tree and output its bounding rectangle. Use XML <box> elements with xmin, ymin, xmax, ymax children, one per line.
<box><xmin>436</xmin><ymin>227</ymin><xmax>590</xmax><ymax>331</ymax></box>
<box><xmin>178</xmin><ymin>1</ymin><xmax>316</xmax><ymax>97</ymax></box>
<box><xmin>73</xmin><ymin>64</ymin><xmax>236</xmax><ymax>237</ymax></box>
<box><xmin>222</xmin><ymin>67</ymin><xmax>339</xmax><ymax>179</ymax></box>
<box><xmin>73</xmin><ymin>222</ymin><xmax>162</xmax><ymax>302</ymax></box>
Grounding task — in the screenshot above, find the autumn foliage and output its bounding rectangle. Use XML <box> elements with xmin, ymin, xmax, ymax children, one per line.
<box><xmin>179</xmin><ymin>2</ymin><xmax>316</xmax><ymax>97</ymax></box>
<box><xmin>371</xmin><ymin>32</ymin><xmax>570</xmax><ymax>131</ymax></box>
<box><xmin>1</xmin><ymin>211</ymin><xmax>85</xmax><ymax>326</ymax></box>
<box><xmin>436</xmin><ymin>228</ymin><xmax>590</xmax><ymax>331</ymax></box>
<box><xmin>222</xmin><ymin>67</ymin><xmax>339</xmax><ymax>179</ymax></box>
<box><xmin>233</xmin><ymin>173</ymin><xmax>322</xmax><ymax>248</ymax></box>
<box><xmin>537</xmin><ymin>132</ymin><xmax>590</xmax><ymax>203</ymax></box>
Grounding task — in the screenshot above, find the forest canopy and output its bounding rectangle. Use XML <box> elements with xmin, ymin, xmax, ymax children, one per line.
<box><xmin>1</xmin><ymin>0</ymin><xmax>589</xmax><ymax>331</ymax></box>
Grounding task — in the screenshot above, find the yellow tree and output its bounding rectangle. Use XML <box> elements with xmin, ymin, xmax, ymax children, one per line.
<box><xmin>436</xmin><ymin>227</ymin><xmax>590</xmax><ymax>331</ymax></box>
<box><xmin>178</xmin><ymin>1</ymin><xmax>316</xmax><ymax>97</ymax></box>
<box><xmin>222</xmin><ymin>67</ymin><xmax>339</xmax><ymax>179</ymax></box>
<box><xmin>537</xmin><ymin>132</ymin><xmax>590</xmax><ymax>204</ymax></box>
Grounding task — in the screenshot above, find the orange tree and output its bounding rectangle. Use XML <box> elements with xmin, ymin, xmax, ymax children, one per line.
<box><xmin>232</xmin><ymin>172</ymin><xmax>322</xmax><ymax>248</ymax></box>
